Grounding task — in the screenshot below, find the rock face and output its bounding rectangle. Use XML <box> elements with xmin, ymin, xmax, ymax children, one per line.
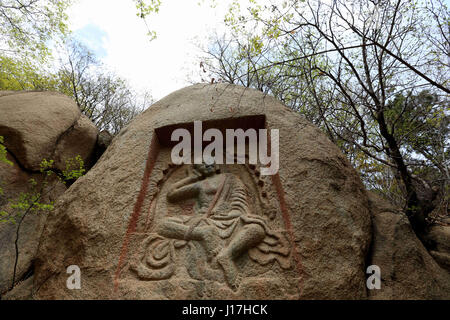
<box><xmin>2</xmin><ymin>276</ymin><xmax>34</xmax><ymax>300</ymax></box>
<box><xmin>0</xmin><ymin>91</ymin><xmax>98</xmax><ymax>297</ymax></box>
<box><xmin>0</xmin><ymin>91</ymin><xmax>98</xmax><ymax>172</ymax></box>
<box><xmin>367</xmin><ymin>192</ymin><xmax>450</xmax><ymax>299</ymax></box>
<box><xmin>0</xmin><ymin>147</ymin><xmax>66</xmax><ymax>296</ymax></box>
<box><xmin>33</xmin><ymin>84</ymin><xmax>371</xmax><ymax>299</ymax></box>
<box><xmin>92</xmin><ymin>130</ymin><xmax>114</xmax><ymax>163</ymax></box>
<box><xmin>427</xmin><ymin>225</ymin><xmax>450</xmax><ymax>273</ymax></box>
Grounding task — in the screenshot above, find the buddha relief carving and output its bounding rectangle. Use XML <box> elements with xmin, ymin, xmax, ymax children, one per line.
<box><xmin>131</xmin><ymin>162</ymin><xmax>292</xmax><ymax>291</ymax></box>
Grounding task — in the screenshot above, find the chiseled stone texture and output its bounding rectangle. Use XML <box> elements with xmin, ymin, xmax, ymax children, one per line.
<box><xmin>367</xmin><ymin>192</ymin><xmax>450</xmax><ymax>299</ymax></box>
<box><xmin>0</xmin><ymin>153</ymin><xmax>66</xmax><ymax>296</ymax></box>
<box><xmin>33</xmin><ymin>84</ymin><xmax>371</xmax><ymax>299</ymax></box>
<box><xmin>0</xmin><ymin>91</ymin><xmax>98</xmax><ymax>172</ymax></box>
<box><xmin>0</xmin><ymin>91</ymin><xmax>97</xmax><ymax>297</ymax></box>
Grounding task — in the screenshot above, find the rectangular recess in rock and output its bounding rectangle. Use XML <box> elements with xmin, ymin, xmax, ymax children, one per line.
<box><xmin>115</xmin><ymin>115</ymin><xmax>301</xmax><ymax>299</ymax></box>
<box><xmin>154</xmin><ymin>114</ymin><xmax>266</xmax><ymax>148</ymax></box>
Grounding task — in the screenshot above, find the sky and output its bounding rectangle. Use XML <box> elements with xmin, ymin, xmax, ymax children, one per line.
<box><xmin>68</xmin><ymin>0</ymin><xmax>235</xmax><ymax>101</ymax></box>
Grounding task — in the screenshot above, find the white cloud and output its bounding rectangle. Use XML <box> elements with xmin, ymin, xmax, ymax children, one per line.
<box><xmin>68</xmin><ymin>0</ymin><xmax>233</xmax><ymax>101</ymax></box>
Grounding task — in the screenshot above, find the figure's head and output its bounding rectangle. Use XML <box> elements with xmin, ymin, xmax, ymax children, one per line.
<box><xmin>193</xmin><ymin>162</ymin><xmax>216</xmax><ymax>177</ymax></box>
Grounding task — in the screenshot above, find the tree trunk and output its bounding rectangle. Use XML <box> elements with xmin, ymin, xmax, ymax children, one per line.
<box><xmin>376</xmin><ymin>111</ymin><xmax>430</xmax><ymax>238</ymax></box>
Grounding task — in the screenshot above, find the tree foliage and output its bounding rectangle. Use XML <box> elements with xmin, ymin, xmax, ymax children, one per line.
<box><xmin>201</xmin><ymin>0</ymin><xmax>449</xmax><ymax>238</ymax></box>
<box><xmin>0</xmin><ymin>150</ymin><xmax>86</xmax><ymax>291</ymax></box>
<box><xmin>133</xmin><ymin>0</ymin><xmax>161</xmax><ymax>40</ymax></box>
<box><xmin>0</xmin><ymin>154</ymin><xmax>85</xmax><ymax>224</ymax></box>
<box><xmin>0</xmin><ymin>40</ymin><xmax>151</xmax><ymax>135</ymax></box>
<box><xmin>55</xmin><ymin>41</ymin><xmax>152</xmax><ymax>134</ymax></box>
<box><xmin>0</xmin><ymin>0</ymin><xmax>71</xmax><ymax>60</ymax></box>
<box><xmin>0</xmin><ymin>1</ymin><xmax>151</xmax><ymax>135</ymax></box>
<box><xmin>0</xmin><ymin>55</ymin><xmax>58</xmax><ymax>90</ymax></box>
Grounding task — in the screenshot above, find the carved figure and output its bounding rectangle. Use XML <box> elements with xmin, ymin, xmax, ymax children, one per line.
<box><xmin>132</xmin><ymin>162</ymin><xmax>291</xmax><ymax>290</ymax></box>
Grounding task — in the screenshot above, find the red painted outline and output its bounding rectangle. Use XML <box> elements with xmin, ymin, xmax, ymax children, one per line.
<box><xmin>114</xmin><ymin>134</ymin><xmax>160</xmax><ymax>291</ymax></box>
<box><xmin>266</xmin><ymin>125</ymin><xmax>303</xmax><ymax>298</ymax></box>
<box><xmin>113</xmin><ymin>124</ymin><xmax>304</xmax><ymax>299</ymax></box>
<box><xmin>271</xmin><ymin>173</ymin><xmax>304</xmax><ymax>298</ymax></box>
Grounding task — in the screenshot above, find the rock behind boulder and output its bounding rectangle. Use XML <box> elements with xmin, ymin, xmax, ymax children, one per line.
<box><xmin>0</xmin><ymin>91</ymin><xmax>98</xmax><ymax>172</ymax></box>
<box><xmin>0</xmin><ymin>91</ymin><xmax>99</xmax><ymax>297</ymax></box>
<box><xmin>367</xmin><ymin>192</ymin><xmax>450</xmax><ymax>299</ymax></box>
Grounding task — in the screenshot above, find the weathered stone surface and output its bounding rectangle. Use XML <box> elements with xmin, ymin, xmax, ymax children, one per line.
<box><xmin>0</xmin><ymin>91</ymin><xmax>17</xmax><ymax>98</ymax></box>
<box><xmin>427</xmin><ymin>225</ymin><xmax>450</xmax><ymax>273</ymax></box>
<box><xmin>34</xmin><ymin>84</ymin><xmax>371</xmax><ymax>299</ymax></box>
<box><xmin>2</xmin><ymin>276</ymin><xmax>34</xmax><ymax>300</ymax></box>
<box><xmin>53</xmin><ymin>114</ymin><xmax>98</xmax><ymax>169</ymax></box>
<box><xmin>0</xmin><ymin>152</ymin><xmax>66</xmax><ymax>296</ymax></box>
<box><xmin>97</xmin><ymin>130</ymin><xmax>113</xmax><ymax>150</ymax></box>
<box><xmin>367</xmin><ymin>192</ymin><xmax>450</xmax><ymax>299</ymax></box>
<box><xmin>0</xmin><ymin>91</ymin><xmax>98</xmax><ymax>172</ymax></box>
<box><xmin>92</xmin><ymin>130</ymin><xmax>114</xmax><ymax>163</ymax></box>
<box><xmin>0</xmin><ymin>90</ymin><xmax>98</xmax><ymax>298</ymax></box>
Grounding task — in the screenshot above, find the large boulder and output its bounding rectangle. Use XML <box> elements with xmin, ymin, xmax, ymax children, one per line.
<box><xmin>426</xmin><ymin>225</ymin><xmax>450</xmax><ymax>273</ymax></box>
<box><xmin>0</xmin><ymin>152</ymin><xmax>66</xmax><ymax>296</ymax></box>
<box><xmin>33</xmin><ymin>84</ymin><xmax>371</xmax><ymax>299</ymax></box>
<box><xmin>0</xmin><ymin>91</ymin><xmax>99</xmax><ymax>297</ymax></box>
<box><xmin>0</xmin><ymin>91</ymin><xmax>98</xmax><ymax>172</ymax></box>
<box><xmin>367</xmin><ymin>192</ymin><xmax>450</xmax><ymax>299</ymax></box>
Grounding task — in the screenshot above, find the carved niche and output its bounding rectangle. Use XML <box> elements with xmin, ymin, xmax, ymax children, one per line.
<box><xmin>122</xmin><ymin>116</ymin><xmax>297</xmax><ymax>295</ymax></box>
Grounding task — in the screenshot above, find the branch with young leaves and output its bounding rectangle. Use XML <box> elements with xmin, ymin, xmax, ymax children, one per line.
<box><xmin>0</xmin><ymin>141</ymin><xmax>86</xmax><ymax>291</ymax></box>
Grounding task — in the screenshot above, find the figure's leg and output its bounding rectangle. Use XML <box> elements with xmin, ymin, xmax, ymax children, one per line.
<box><xmin>156</xmin><ymin>221</ymin><xmax>202</xmax><ymax>240</ymax></box>
<box><xmin>217</xmin><ymin>224</ymin><xmax>265</xmax><ymax>290</ymax></box>
<box><xmin>157</xmin><ymin>221</ymin><xmax>220</xmax><ymax>261</ymax></box>
<box><xmin>197</xmin><ymin>226</ymin><xmax>221</xmax><ymax>261</ymax></box>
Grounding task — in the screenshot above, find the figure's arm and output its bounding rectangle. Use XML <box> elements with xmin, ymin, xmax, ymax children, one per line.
<box><xmin>215</xmin><ymin>209</ymin><xmax>241</xmax><ymax>219</ymax></box>
<box><xmin>166</xmin><ymin>175</ymin><xmax>200</xmax><ymax>203</ymax></box>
